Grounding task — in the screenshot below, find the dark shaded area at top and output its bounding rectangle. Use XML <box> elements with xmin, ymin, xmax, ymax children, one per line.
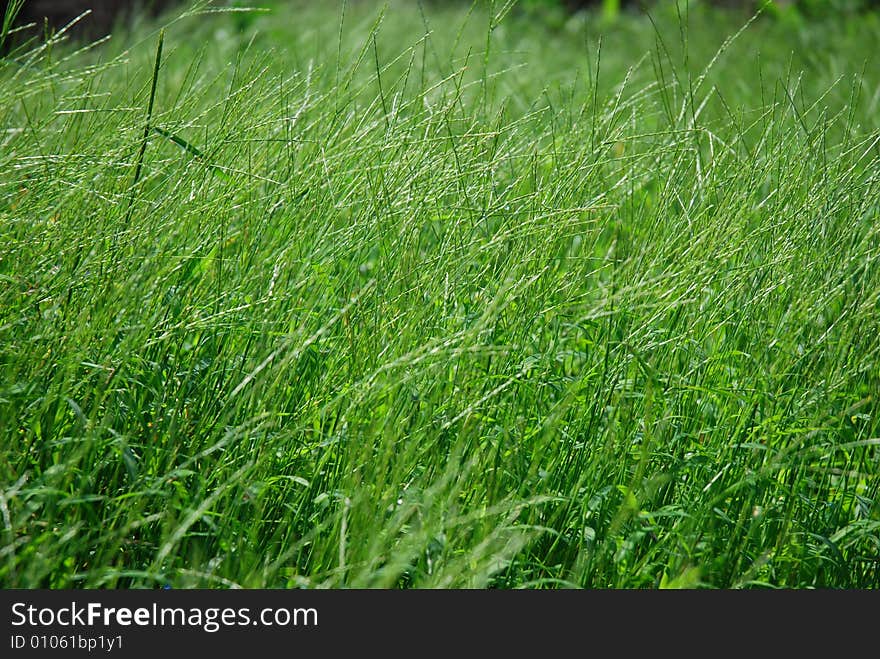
<box><xmin>3</xmin><ymin>1</ymin><xmax>175</xmax><ymax>41</ymax></box>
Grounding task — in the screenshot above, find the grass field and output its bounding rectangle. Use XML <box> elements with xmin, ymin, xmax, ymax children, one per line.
<box><xmin>1</xmin><ymin>0</ymin><xmax>879</xmax><ymax>588</ymax></box>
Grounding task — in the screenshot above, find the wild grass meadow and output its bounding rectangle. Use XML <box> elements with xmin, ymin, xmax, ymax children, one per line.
<box><xmin>1</xmin><ymin>0</ymin><xmax>879</xmax><ymax>588</ymax></box>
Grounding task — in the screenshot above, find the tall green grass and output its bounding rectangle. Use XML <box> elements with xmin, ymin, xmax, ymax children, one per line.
<box><xmin>1</xmin><ymin>0</ymin><xmax>878</xmax><ymax>588</ymax></box>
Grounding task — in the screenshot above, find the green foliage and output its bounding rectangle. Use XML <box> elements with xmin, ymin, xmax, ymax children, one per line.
<box><xmin>795</xmin><ymin>0</ymin><xmax>877</xmax><ymax>15</ymax></box>
<box><xmin>1</xmin><ymin>0</ymin><xmax>879</xmax><ymax>589</ymax></box>
<box><xmin>603</xmin><ymin>0</ymin><xmax>622</xmax><ymax>20</ymax></box>
<box><xmin>0</xmin><ymin>0</ymin><xmax>25</xmax><ymax>51</ymax></box>
<box><xmin>761</xmin><ymin>0</ymin><xmax>877</xmax><ymax>16</ymax></box>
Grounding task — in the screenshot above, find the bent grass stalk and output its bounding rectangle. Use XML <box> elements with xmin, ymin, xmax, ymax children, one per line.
<box><xmin>125</xmin><ymin>28</ymin><xmax>164</xmax><ymax>226</ymax></box>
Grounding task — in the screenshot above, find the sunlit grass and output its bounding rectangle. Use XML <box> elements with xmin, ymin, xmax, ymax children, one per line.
<box><xmin>1</xmin><ymin>0</ymin><xmax>878</xmax><ymax>588</ymax></box>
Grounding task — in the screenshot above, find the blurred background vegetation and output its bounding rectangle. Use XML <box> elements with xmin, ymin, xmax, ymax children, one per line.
<box><xmin>4</xmin><ymin>0</ymin><xmax>880</xmax><ymax>46</ymax></box>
